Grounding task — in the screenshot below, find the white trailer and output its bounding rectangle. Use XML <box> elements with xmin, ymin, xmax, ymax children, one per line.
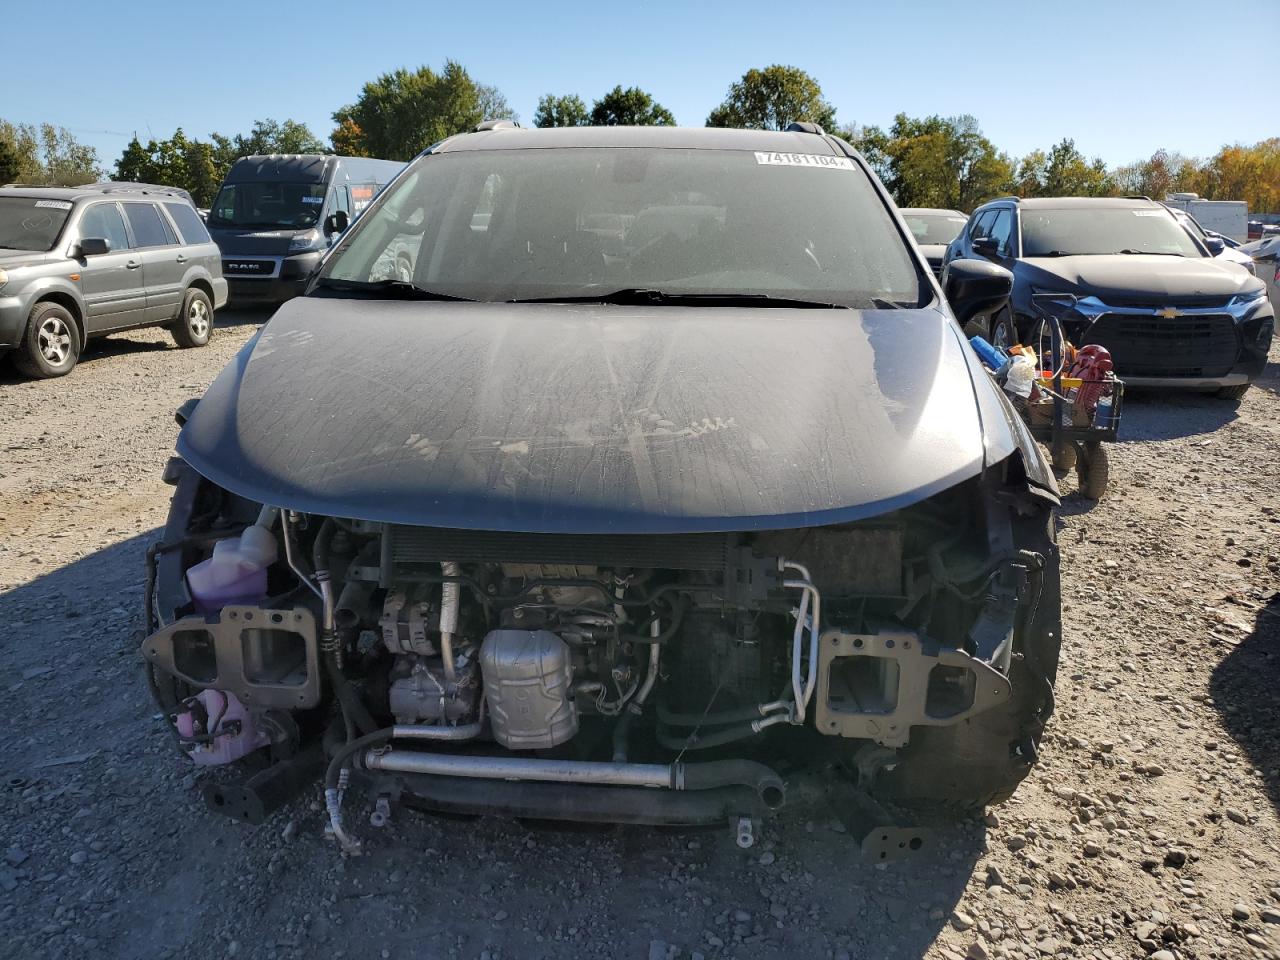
<box><xmin>1163</xmin><ymin>193</ymin><xmax>1249</xmax><ymax>242</ymax></box>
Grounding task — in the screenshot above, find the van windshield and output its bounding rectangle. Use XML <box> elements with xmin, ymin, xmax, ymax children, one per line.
<box><xmin>0</xmin><ymin>196</ymin><xmax>73</xmax><ymax>252</ymax></box>
<box><xmin>320</xmin><ymin>148</ymin><xmax>923</xmax><ymax>308</ymax></box>
<box><xmin>208</xmin><ymin>182</ymin><xmax>327</xmax><ymax>229</ymax></box>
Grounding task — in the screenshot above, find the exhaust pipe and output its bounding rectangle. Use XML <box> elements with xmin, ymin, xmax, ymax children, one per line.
<box><xmin>361</xmin><ymin>750</ymin><xmax>785</xmax><ymax>809</ymax></box>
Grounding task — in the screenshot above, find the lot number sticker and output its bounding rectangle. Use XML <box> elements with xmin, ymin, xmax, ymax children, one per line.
<box><xmin>754</xmin><ymin>152</ymin><xmax>854</xmax><ymax>171</ymax></box>
<box><xmin>34</xmin><ymin>199</ymin><xmax>73</xmax><ymax>210</ymax></box>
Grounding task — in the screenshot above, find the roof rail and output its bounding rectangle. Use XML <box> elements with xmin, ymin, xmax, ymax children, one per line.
<box><xmin>474</xmin><ymin>119</ymin><xmax>520</xmax><ymax>132</ymax></box>
<box><xmin>1123</xmin><ymin>195</ymin><xmax>1153</xmax><ymax>201</ymax></box>
<box><xmin>784</xmin><ymin>121</ymin><xmax>825</xmax><ymax>135</ymax></box>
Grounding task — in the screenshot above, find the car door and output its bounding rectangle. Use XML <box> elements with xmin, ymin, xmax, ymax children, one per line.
<box><xmin>121</xmin><ymin>201</ymin><xmax>185</xmax><ymax>324</ymax></box>
<box><xmin>76</xmin><ymin>201</ymin><xmax>148</xmax><ymax>333</ymax></box>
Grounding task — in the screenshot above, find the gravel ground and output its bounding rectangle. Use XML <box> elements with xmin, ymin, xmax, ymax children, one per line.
<box><xmin>0</xmin><ymin>312</ymin><xmax>1277</xmax><ymax>960</ymax></box>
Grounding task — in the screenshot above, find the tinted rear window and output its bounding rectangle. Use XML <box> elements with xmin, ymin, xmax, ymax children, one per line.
<box><xmin>123</xmin><ymin>203</ymin><xmax>173</xmax><ymax>248</ymax></box>
<box><xmin>164</xmin><ymin>202</ymin><xmax>212</xmax><ymax>245</ymax></box>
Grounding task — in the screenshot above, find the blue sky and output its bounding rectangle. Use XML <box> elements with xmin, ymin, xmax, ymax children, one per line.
<box><xmin>4</xmin><ymin>0</ymin><xmax>1274</xmax><ymax>169</ymax></box>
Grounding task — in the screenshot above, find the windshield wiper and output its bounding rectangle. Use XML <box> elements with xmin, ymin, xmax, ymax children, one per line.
<box><xmin>1029</xmin><ymin>250</ymin><xmax>1073</xmax><ymax>257</ymax></box>
<box><xmin>1117</xmin><ymin>249</ymin><xmax>1184</xmax><ymax>256</ymax></box>
<box><xmin>315</xmin><ymin>278</ymin><xmax>477</xmax><ymax>301</ymax></box>
<box><xmin>508</xmin><ymin>288</ymin><xmax>848</xmax><ymax>309</ymax></box>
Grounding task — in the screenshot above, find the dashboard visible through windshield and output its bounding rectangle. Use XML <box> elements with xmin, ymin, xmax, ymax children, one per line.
<box><xmin>208</xmin><ymin>181</ymin><xmax>327</xmax><ymax>230</ymax></box>
<box><xmin>321</xmin><ymin>147</ymin><xmax>924</xmax><ymax>308</ymax></box>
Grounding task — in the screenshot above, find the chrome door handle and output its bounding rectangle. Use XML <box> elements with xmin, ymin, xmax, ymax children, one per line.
<box><xmin>125</xmin><ymin>260</ymin><xmax>142</xmax><ymax>269</ymax></box>
<box><xmin>176</xmin><ymin>255</ymin><xmax>188</xmax><ymax>263</ymax></box>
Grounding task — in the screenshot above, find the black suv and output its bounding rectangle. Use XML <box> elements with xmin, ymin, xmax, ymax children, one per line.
<box><xmin>943</xmin><ymin>197</ymin><xmax>1273</xmax><ymax>399</ymax></box>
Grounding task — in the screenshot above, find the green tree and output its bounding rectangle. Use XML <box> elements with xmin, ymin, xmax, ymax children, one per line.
<box><xmin>1042</xmin><ymin>139</ymin><xmax>1113</xmax><ymax>196</ymax></box>
<box><xmin>705</xmin><ymin>65</ymin><xmax>835</xmax><ymax>131</ymax></box>
<box><xmin>0</xmin><ymin>135</ymin><xmax>21</xmax><ymax>184</ymax></box>
<box><xmin>114</xmin><ymin>135</ymin><xmax>157</xmax><ymax>183</ymax></box>
<box><xmin>873</xmin><ymin>114</ymin><xmax>1012</xmax><ymax>210</ymax></box>
<box><xmin>333</xmin><ymin>61</ymin><xmax>503</xmax><ymax>160</ymax></box>
<box><xmin>1</xmin><ymin>120</ymin><xmax>43</xmax><ymax>183</ymax></box>
<box><xmin>329</xmin><ymin>108</ymin><xmax>369</xmax><ymax>156</ymax></box>
<box><xmin>534</xmin><ymin>93</ymin><xmax>589</xmax><ymax>128</ymax></box>
<box><xmin>19</xmin><ymin>124</ymin><xmax>101</xmax><ymax>186</ymax></box>
<box><xmin>182</xmin><ymin>140</ymin><xmax>222</xmax><ymax>207</ymax></box>
<box><xmin>232</xmin><ymin>118</ymin><xmax>325</xmax><ymax>156</ymax></box>
<box><xmin>589</xmin><ymin>86</ymin><xmax>675</xmax><ymax>126</ymax></box>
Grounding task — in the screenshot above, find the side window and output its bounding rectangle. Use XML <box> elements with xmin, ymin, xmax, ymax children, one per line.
<box><xmin>122</xmin><ymin>203</ymin><xmax>173</xmax><ymax>248</ymax></box>
<box><xmin>971</xmin><ymin>209</ymin><xmax>998</xmax><ymax>240</ymax></box>
<box><xmin>163</xmin><ymin>202</ymin><xmax>212</xmax><ymax>245</ymax></box>
<box><xmin>78</xmin><ymin>203</ymin><xmax>130</xmax><ymax>253</ymax></box>
<box><xmin>988</xmin><ymin>209</ymin><xmax>1014</xmax><ymax>256</ymax></box>
<box><xmin>333</xmin><ymin>185</ymin><xmax>351</xmax><ymax>217</ymax></box>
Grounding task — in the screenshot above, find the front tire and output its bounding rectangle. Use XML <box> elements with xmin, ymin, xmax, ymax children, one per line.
<box><xmin>1217</xmin><ymin>384</ymin><xmax>1250</xmax><ymax>401</ymax></box>
<box><xmin>14</xmin><ymin>302</ymin><xmax>81</xmax><ymax>379</ymax></box>
<box><xmin>171</xmin><ymin>288</ymin><xmax>213</xmax><ymax>349</ymax></box>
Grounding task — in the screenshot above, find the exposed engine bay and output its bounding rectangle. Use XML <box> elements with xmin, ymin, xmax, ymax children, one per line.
<box><xmin>143</xmin><ymin>454</ymin><xmax>1059</xmax><ymax>853</ymax></box>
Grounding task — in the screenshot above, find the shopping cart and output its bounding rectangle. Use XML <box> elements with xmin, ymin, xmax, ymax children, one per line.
<box><xmin>1015</xmin><ymin>318</ymin><xmax>1124</xmax><ymax>500</ymax></box>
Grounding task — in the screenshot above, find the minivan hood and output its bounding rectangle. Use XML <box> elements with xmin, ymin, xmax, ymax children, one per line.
<box><xmin>1023</xmin><ymin>254</ymin><xmax>1258</xmax><ymax>300</ymax></box>
<box><xmin>178</xmin><ymin>296</ymin><xmax>996</xmax><ymax>533</ymax></box>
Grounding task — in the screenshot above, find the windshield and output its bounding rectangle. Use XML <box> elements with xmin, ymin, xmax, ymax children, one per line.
<box><xmin>903</xmin><ymin>212</ymin><xmax>967</xmax><ymax>245</ymax></box>
<box><xmin>208</xmin><ymin>181</ymin><xmax>327</xmax><ymax>229</ymax></box>
<box><xmin>1169</xmin><ymin>208</ymin><xmax>1207</xmax><ymax>240</ymax></box>
<box><xmin>0</xmin><ymin>196</ymin><xmax>73</xmax><ymax>252</ymax></box>
<box><xmin>321</xmin><ymin>147</ymin><xmax>922</xmax><ymax>307</ymax></box>
<box><xmin>1021</xmin><ymin>207</ymin><xmax>1203</xmax><ymax>257</ymax></box>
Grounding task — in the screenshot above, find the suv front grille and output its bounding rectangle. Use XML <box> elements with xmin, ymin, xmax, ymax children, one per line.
<box><xmin>1084</xmin><ymin>314</ymin><xmax>1239</xmax><ymax>378</ymax></box>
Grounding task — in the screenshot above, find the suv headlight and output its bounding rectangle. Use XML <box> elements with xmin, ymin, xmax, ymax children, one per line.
<box><xmin>1230</xmin><ymin>285</ymin><xmax>1267</xmax><ymax>309</ymax></box>
<box><xmin>288</xmin><ymin>229</ymin><xmax>321</xmax><ymax>253</ymax></box>
<box><xmin>1029</xmin><ymin>288</ymin><xmax>1079</xmax><ymax>319</ymax></box>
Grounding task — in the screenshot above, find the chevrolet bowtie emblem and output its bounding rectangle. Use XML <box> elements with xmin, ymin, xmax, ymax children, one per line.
<box><xmin>1157</xmin><ymin>307</ymin><xmax>1182</xmax><ymax>319</ymax></box>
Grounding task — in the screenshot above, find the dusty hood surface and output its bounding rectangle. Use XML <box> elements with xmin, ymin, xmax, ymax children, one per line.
<box><xmin>178</xmin><ymin>296</ymin><xmax>994</xmax><ymax>533</ymax></box>
<box><xmin>1023</xmin><ymin>254</ymin><xmax>1260</xmax><ymax>300</ymax></box>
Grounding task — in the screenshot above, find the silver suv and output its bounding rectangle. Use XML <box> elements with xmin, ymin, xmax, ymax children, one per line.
<box><xmin>0</xmin><ymin>183</ymin><xmax>227</xmax><ymax>378</ymax></box>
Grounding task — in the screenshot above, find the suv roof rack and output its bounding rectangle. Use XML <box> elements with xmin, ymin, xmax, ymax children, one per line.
<box><xmin>1123</xmin><ymin>195</ymin><xmax>1153</xmax><ymax>201</ymax></box>
<box><xmin>474</xmin><ymin>119</ymin><xmax>520</xmax><ymax>132</ymax></box>
<box><xmin>784</xmin><ymin>121</ymin><xmax>825</xmax><ymax>135</ymax></box>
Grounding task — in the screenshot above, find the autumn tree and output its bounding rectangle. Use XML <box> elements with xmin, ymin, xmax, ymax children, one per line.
<box><xmin>534</xmin><ymin>94</ymin><xmax>589</xmax><ymax>128</ymax></box>
<box><xmin>589</xmin><ymin>86</ymin><xmax>675</xmax><ymax>126</ymax></box>
<box><xmin>705</xmin><ymin>65</ymin><xmax>836</xmax><ymax>131</ymax></box>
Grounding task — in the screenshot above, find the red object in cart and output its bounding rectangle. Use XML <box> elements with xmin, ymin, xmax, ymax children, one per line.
<box><xmin>1066</xmin><ymin>344</ymin><xmax>1113</xmax><ymax>414</ymax></box>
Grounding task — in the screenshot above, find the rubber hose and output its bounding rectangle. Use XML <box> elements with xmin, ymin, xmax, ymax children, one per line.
<box><xmin>657</xmin><ymin>721</ymin><xmax>769</xmax><ymax>753</ymax></box>
<box><xmin>324</xmin><ymin>726</ymin><xmax>395</xmax><ymax>792</ymax></box>
<box><xmin>681</xmin><ymin>759</ymin><xmax>786</xmax><ymax>808</ymax></box>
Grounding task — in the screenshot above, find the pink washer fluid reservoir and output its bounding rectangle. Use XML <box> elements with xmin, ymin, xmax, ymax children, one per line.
<box><xmin>186</xmin><ymin>524</ymin><xmax>278</xmax><ymax>613</ymax></box>
<box><xmin>175</xmin><ymin>689</ymin><xmax>270</xmax><ymax>765</ymax></box>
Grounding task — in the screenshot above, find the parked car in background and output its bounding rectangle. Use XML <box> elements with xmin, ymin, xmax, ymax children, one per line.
<box><xmin>1247</xmin><ymin>220</ymin><xmax>1280</xmax><ymax>240</ymax></box>
<box><xmin>0</xmin><ymin>183</ymin><xmax>225</xmax><ymax>378</ymax></box>
<box><xmin>899</xmin><ymin>207</ymin><xmax>968</xmax><ymax>277</ymax></box>
<box><xmin>207</xmin><ymin>154</ymin><xmax>403</xmax><ymax>305</ymax></box>
<box><xmin>143</xmin><ymin>125</ymin><xmax>1065</xmax><ymax>844</ymax></box>
<box><xmin>1247</xmin><ymin>240</ymin><xmax>1280</xmax><ymax>313</ymax></box>
<box><xmin>943</xmin><ymin>196</ymin><xmax>1273</xmax><ymax>399</ymax></box>
<box><xmin>1165</xmin><ymin>205</ymin><xmax>1257</xmax><ymax>275</ymax></box>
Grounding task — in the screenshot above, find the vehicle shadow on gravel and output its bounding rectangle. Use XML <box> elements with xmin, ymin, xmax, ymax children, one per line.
<box><xmin>1116</xmin><ymin>389</ymin><xmax>1241</xmax><ymax>442</ymax></box>
<box><xmin>1</xmin><ymin>530</ymin><xmax>985</xmax><ymax>960</ymax></box>
<box><xmin>1209</xmin><ymin>593</ymin><xmax>1280</xmax><ymax>814</ymax></box>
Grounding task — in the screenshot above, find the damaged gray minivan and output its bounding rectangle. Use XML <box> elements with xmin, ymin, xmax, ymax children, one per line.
<box><xmin>142</xmin><ymin>123</ymin><xmax>1061</xmax><ymax>852</ymax></box>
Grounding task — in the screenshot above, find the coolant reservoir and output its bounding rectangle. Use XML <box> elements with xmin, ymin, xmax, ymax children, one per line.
<box><xmin>186</xmin><ymin>524</ymin><xmax>278</xmax><ymax>613</ymax></box>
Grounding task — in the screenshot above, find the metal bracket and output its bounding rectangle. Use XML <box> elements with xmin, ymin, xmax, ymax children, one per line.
<box><xmin>733</xmin><ymin>816</ymin><xmax>755</xmax><ymax>849</ymax></box>
<box><xmin>814</xmin><ymin>627</ymin><xmax>1012</xmax><ymax>748</ymax></box>
<box><xmin>370</xmin><ymin>794</ymin><xmax>393</xmax><ymax>828</ymax></box>
<box><xmin>827</xmin><ymin>780</ymin><xmax>930</xmax><ymax>863</ymax></box>
<box><xmin>140</xmin><ymin>605</ymin><xmax>321</xmax><ymax>710</ymax></box>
